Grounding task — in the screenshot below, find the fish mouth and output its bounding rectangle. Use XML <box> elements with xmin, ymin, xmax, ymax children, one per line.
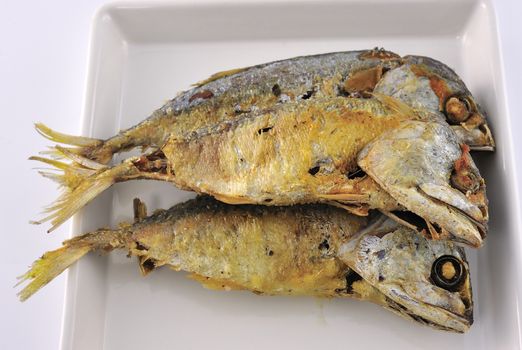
<box><xmin>342</xmin><ymin>267</ymin><xmax>473</xmax><ymax>333</ymax></box>
<box><xmin>380</xmin><ymin>173</ymin><xmax>488</xmax><ymax>248</ymax></box>
<box><xmin>383</xmin><ymin>191</ymin><xmax>487</xmax><ymax>248</ymax></box>
<box><xmin>451</xmin><ymin>122</ymin><xmax>495</xmax><ymax>152</ymax></box>
<box><xmin>384</xmin><ymin>290</ymin><xmax>473</xmax><ymax>333</ymax></box>
<box><xmin>384</xmin><ymin>260</ymin><xmax>474</xmax><ymax>333</ymax></box>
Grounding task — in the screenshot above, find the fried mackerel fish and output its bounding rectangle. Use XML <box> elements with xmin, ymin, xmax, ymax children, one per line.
<box><xmin>18</xmin><ymin>197</ymin><xmax>473</xmax><ymax>333</ymax></box>
<box><xmin>31</xmin><ymin>49</ymin><xmax>490</xmax><ymax>247</ymax></box>
<box><xmin>33</xmin><ymin>95</ymin><xmax>488</xmax><ymax>247</ymax></box>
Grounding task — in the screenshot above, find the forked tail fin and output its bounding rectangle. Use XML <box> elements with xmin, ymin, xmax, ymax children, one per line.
<box><xmin>35</xmin><ymin>123</ymin><xmax>114</xmax><ymax>164</ymax></box>
<box><xmin>17</xmin><ymin>229</ymin><xmax>126</xmax><ymax>301</ymax></box>
<box><xmin>35</xmin><ymin>123</ymin><xmax>103</xmax><ymax>147</ymax></box>
<box><xmin>31</xmin><ymin>148</ymin><xmax>142</xmax><ymax>232</ymax></box>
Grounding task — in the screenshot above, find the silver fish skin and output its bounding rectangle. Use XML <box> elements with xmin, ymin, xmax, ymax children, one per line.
<box><xmin>77</xmin><ymin>49</ymin><xmax>404</xmax><ymax>164</ymax></box>
<box><xmin>167</xmin><ymin>50</ymin><xmax>399</xmax><ymax>114</ymax></box>
<box><xmin>35</xmin><ymin>49</ymin><xmax>491</xmax><ymax>166</ymax></box>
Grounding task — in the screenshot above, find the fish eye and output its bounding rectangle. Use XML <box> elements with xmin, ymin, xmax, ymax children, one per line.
<box><xmin>430</xmin><ymin>255</ymin><xmax>466</xmax><ymax>291</ymax></box>
<box><xmin>444</xmin><ymin>96</ymin><xmax>471</xmax><ymax>124</ymax></box>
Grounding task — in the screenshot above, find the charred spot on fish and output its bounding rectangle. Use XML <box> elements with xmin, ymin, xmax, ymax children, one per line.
<box><xmin>345</xmin><ymin>270</ymin><xmax>363</xmax><ymax>294</ymax></box>
<box><xmin>318</xmin><ymin>239</ymin><xmax>330</xmax><ymax>251</ymax></box>
<box><xmin>375</xmin><ymin>249</ymin><xmax>386</xmax><ymax>260</ymax></box>
<box><xmin>298</xmin><ymin>89</ymin><xmax>315</xmax><ymax>100</ymax></box>
<box><xmin>308</xmin><ymin>166</ymin><xmax>320</xmax><ymax>176</ymax></box>
<box><xmin>445</xmin><ymin>96</ymin><xmax>471</xmax><ymax>124</ymax></box>
<box><xmin>335</xmin><ymin>287</ymin><xmax>346</xmax><ymax>294</ymax></box>
<box><xmin>378</xmin><ymin>275</ymin><xmax>385</xmax><ymax>282</ymax></box>
<box><xmin>336</xmin><ymin>85</ymin><xmax>350</xmax><ymax>97</ymax></box>
<box><xmin>430</xmin><ymin>255</ymin><xmax>466</xmax><ymax>292</ymax></box>
<box><xmin>268</xmin><ymin>250</ymin><xmax>274</xmax><ymax>256</ymax></box>
<box><xmin>271</xmin><ymin>84</ymin><xmax>281</xmax><ymax>97</ymax></box>
<box><xmin>189</xmin><ymin>90</ymin><xmax>214</xmax><ymax>103</ymax></box>
<box><xmin>141</xmin><ymin>258</ymin><xmax>156</xmax><ymax>274</ymax></box>
<box><xmin>257</xmin><ymin>126</ymin><xmax>273</xmax><ymax>135</ymax></box>
<box><xmin>135</xmin><ymin>242</ymin><xmax>148</xmax><ymax>251</ymax></box>
<box><xmin>390</xmin><ymin>210</ymin><xmax>429</xmax><ymax>233</ymax></box>
<box><xmin>346</xmin><ymin>167</ymin><xmax>365</xmax><ymax>179</ymax></box>
<box><xmin>264</xmin><ymin>198</ymin><xmax>273</xmax><ymax>203</ymax></box>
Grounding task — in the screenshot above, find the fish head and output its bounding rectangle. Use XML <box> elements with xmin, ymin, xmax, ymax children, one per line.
<box><xmin>358</xmin><ymin>119</ymin><xmax>488</xmax><ymax>248</ymax></box>
<box><xmin>340</xmin><ymin>221</ymin><xmax>473</xmax><ymax>333</ymax></box>
<box><xmin>374</xmin><ymin>55</ymin><xmax>494</xmax><ymax>151</ymax></box>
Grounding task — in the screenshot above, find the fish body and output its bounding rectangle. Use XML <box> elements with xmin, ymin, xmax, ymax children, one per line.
<box><xmin>32</xmin><ymin>50</ymin><xmax>490</xmax><ymax>247</ymax></box>
<box><xmin>18</xmin><ymin>197</ymin><xmax>473</xmax><ymax>333</ymax></box>
<box><xmin>34</xmin><ymin>96</ymin><xmax>488</xmax><ymax>247</ymax></box>
<box><xmin>165</xmin><ymin>97</ymin><xmax>407</xmax><ymax>205</ymax></box>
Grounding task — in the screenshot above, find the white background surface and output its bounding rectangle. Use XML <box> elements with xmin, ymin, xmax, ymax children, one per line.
<box><xmin>1</xmin><ymin>1</ymin><xmax>521</xmax><ymax>349</ymax></box>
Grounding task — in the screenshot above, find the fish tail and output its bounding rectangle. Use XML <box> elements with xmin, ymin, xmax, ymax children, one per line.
<box><xmin>17</xmin><ymin>229</ymin><xmax>127</xmax><ymax>301</ymax></box>
<box><xmin>35</xmin><ymin>123</ymin><xmax>103</xmax><ymax>147</ymax></box>
<box><xmin>31</xmin><ymin>148</ymin><xmax>142</xmax><ymax>232</ymax></box>
<box><xmin>36</xmin><ymin>111</ymin><xmax>171</xmax><ymax>165</ymax></box>
<box><xmin>35</xmin><ymin>123</ymin><xmax>116</xmax><ymax>164</ymax></box>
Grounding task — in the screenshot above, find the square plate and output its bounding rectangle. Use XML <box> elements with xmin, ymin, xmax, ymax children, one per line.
<box><xmin>61</xmin><ymin>1</ymin><xmax>522</xmax><ymax>349</ymax></box>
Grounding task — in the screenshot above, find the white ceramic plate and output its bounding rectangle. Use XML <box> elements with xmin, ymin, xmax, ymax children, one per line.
<box><xmin>61</xmin><ymin>1</ymin><xmax>522</xmax><ymax>349</ymax></box>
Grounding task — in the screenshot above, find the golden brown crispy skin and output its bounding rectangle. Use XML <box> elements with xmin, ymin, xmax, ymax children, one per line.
<box><xmin>130</xmin><ymin>198</ymin><xmax>367</xmax><ymax>296</ymax></box>
<box><xmin>164</xmin><ymin>97</ymin><xmax>407</xmax><ymax>207</ymax></box>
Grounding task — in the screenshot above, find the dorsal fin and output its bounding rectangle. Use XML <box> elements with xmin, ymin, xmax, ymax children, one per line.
<box><xmin>133</xmin><ymin>198</ymin><xmax>148</xmax><ymax>223</ymax></box>
<box><xmin>192</xmin><ymin>67</ymin><xmax>249</xmax><ymax>87</ymax></box>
